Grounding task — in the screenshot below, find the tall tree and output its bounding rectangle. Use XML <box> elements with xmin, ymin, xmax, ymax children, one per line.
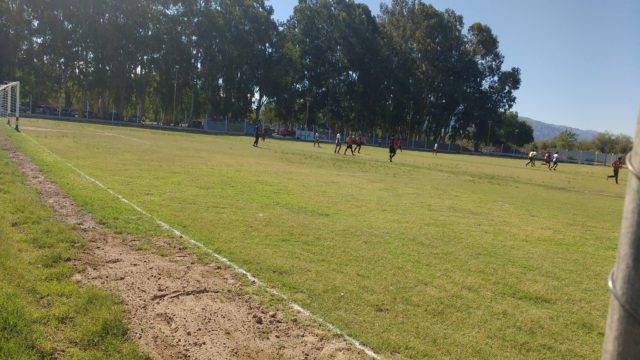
<box><xmin>555</xmin><ymin>129</ymin><xmax>578</xmax><ymax>150</ymax></box>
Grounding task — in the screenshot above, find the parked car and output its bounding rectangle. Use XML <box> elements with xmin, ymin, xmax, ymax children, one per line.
<box><xmin>80</xmin><ymin>111</ymin><xmax>96</xmax><ymax>119</ymax></box>
<box><xmin>61</xmin><ymin>108</ymin><xmax>79</xmax><ymax>117</ymax></box>
<box><xmin>109</xmin><ymin>112</ymin><xmax>124</xmax><ymax>121</ymax></box>
<box><xmin>33</xmin><ymin>105</ymin><xmax>55</xmax><ymax>115</ymax></box>
<box><xmin>188</xmin><ymin>120</ymin><xmax>203</xmax><ymax>129</ymax></box>
<box><xmin>277</xmin><ymin>129</ymin><xmax>296</xmax><ymax>137</ymax></box>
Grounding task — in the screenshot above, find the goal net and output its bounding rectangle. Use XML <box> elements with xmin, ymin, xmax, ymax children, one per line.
<box><xmin>0</xmin><ymin>81</ymin><xmax>20</xmax><ymax>130</ymax></box>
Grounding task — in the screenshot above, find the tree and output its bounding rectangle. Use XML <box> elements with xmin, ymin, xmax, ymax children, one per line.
<box><xmin>5</xmin><ymin>0</ymin><xmax>524</xmax><ymax>137</ymax></box>
<box><xmin>613</xmin><ymin>134</ymin><xmax>633</xmax><ymax>154</ymax></box>
<box><xmin>593</xmin><ymin>132</ymin><xmax>616</xmax><ymax>153</ymax></box>
<box><xmin>554</xmin><ymin>129</ymin><xmax>578</xmax><ymax>150</ymax></box>
<box><xmin>492</xmin><ymin>112</ymin><xmax>533</xmax><ymax>147</ymax></box>
<box><xmin>379</xmin><ymin>1</ymin><xmax>520</xmax><ymax>143</ymax></box>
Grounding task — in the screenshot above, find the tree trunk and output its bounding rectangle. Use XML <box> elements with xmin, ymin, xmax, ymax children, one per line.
<box><xmin>255</xmin><ymin>92</ymin><xmax>264</xmax><ymax>124</ymax></box>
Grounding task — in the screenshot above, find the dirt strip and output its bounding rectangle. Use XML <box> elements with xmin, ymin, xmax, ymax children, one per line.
<box><xmin>2</xmin><ymin>136</ymin><xmax>368</xmax><ymax>360</ymax></box>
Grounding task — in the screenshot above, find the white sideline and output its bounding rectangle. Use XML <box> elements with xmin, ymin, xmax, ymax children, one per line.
<box><xmin>19</xmin><ymin>130</ymin><xmax>381</xmax><ymax>359</ymax></box>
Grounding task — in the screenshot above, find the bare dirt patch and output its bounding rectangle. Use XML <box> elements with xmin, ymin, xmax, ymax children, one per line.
<box><xmin>2</xmin><ymin>136</ymin><xmax>368</xmax><ymax>360</ymax></box>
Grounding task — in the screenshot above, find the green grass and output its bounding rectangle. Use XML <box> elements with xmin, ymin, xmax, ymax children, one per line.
<box><xmin>0</xmin><ymin>130</ymin><xmax>145</xmax><ymax>359</ymax></box>
<box><xmin>5</xmin><ymin>119</ymin><xmax>626</xmax><ymax>359</ymax></box>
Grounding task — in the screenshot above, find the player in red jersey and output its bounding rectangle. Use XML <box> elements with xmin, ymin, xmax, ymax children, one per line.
<box><xmin>607</xmin><ymin>157</ymin><xmax>624</xmax><ymax>184</ymax></box>
<box><xmin>544</xmin><ymin>151</ymin><xmax>551</xmax><ymax>169</ymax></box>
<box><xmin>344</xmin><ymin>134</ymin><xmax>355</xmax><ymax>155</ymax></box>
<box><xmin>354</xmin><ymin>134</ymin><xmax>363</xmax><ymax>154</ymax></box>
<box><xmin>389</xmin><ymin>136</ymin><xmax>397</xmax><ymax>162</ymax></box>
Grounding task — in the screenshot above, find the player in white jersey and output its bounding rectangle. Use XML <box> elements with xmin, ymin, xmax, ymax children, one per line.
<box><xmin>550</xmin><ymin>152</ymin><xmax>559</xmax><ymax>171</ymax></box>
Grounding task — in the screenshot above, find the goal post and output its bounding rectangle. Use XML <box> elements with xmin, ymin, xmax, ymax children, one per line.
<box><xmin>0</xmin><ymin>81</ymin><xmax>20</xmax><ymax>130</ymax></box>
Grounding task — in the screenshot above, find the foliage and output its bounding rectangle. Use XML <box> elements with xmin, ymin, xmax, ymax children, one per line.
<box><xmin>554</xmin><ymin>129</ymin><xmax>578</xmax><ymax>150</ymax></box>
<box><xmin>534</xmin><ymin>130</ymin><xmax>632</xmax><ymax>153</ymax></box>
<box><xmin>489</xmin><ymin>111</ymin><xmax>533</xmax><ymax>146</ymax></box>
<box><xmin>593</xmin><ymin>132</ymin><xmax>633</xmax><ymax>154</ymax></box>
<box><xmin>0</xmin><ymin>0</ymin><xmax>524</xmax><ymax>144</ymax></box>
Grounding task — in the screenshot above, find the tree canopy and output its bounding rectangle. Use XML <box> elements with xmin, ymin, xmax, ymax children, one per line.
<box><xmin>1</xmin><ymin>0</ymin><xmax>528</xmax><ymax>145</ymax></box>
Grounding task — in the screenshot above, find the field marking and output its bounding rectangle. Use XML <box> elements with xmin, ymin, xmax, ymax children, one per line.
<box><xmin>20</xmin><ymin>126</ymin><xmax>74</xmax><ymax>133</ymax></box>
<box><xmin>21</xmin><ymin>125</ymin><xmax>150</xmax><ymax>144</ymax></box>
<box><xmin>18</xmin><ymin>130</ymin><xmax>381</xmax><ymax>360</ymax></box>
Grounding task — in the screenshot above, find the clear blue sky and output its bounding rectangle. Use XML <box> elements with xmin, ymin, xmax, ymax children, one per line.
<box><xmin>270</xmin><ymin>0</ymin><xmax>640</xmax><ymax>136</ymax></box>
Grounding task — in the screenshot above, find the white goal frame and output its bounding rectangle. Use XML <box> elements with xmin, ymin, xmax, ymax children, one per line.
<box><xmin>0</xmin><ymin>81</ymin><xmax>20</xmax><ymax>130</ymax></box>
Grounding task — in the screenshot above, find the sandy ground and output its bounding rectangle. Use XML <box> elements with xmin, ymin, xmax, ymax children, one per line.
<box><xmin>2</xmin><ymin>135</ymin><xmax>369</xmax><ymax>360</ymax></box>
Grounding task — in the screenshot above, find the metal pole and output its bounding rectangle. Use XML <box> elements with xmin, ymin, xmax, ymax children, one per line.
<box><xmin>602</xmin><ymin>109</ymin><xmax>640</xmax><ymax>358</ymax></box>
<box><xmin>6</xmin><ymin>85</ymin><xmax>11</xmax><ymax>126</ymax></box>
<box><xmin>15</xmin><ymin>83</ymin><xmax>19</xmax><ymax>131</ymax></box>
<box><xmin>8</xmin><ymin>85</ymin><xmax>12</xmax><ymax>126</ymax></box>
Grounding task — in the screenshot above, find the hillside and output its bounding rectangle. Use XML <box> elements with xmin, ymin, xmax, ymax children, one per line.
<box><xmin>520</xmin><ymin>117</ymin><xmax>599</xmax><ymax>141</ymax></box>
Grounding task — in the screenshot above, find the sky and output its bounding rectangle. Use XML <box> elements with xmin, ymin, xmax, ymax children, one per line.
<box><xmin>270</xmin><ymin>0</ymin><xmax>640</xmax><ymax>136</ymax></box>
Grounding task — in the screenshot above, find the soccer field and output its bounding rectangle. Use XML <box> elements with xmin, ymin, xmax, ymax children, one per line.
<box><xmin>4</xmin><ymin>119</ymin><xmax>626</xmax><ymax>359</ymax></box>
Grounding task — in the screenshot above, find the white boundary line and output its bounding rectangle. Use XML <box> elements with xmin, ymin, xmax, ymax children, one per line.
<box><xmin>17</xmin><ymin>130</ymin><xmax>381</xmax><ymax>359</ymax></box>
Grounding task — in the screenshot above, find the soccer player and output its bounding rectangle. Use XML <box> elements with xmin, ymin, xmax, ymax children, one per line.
<box><xmin>607</xmin><ymin>157</ymin><xmax>624</xmax><ymax>184</ymax></box>
<box><xmin>389</xmin><ymin>136</ymin><xmax>397</xmax><ymax>162</ymax></box>
<box><xmin>550</xmin><ymin>152</ymin><xmax>559</xmax><ymax>171</ymax></box>
<box><xmin>334</xmin><ymin>132</ymin><xmax>342</xmax><ymax>154</ymax></box>
<box><xmin>433</xmin><ymin>142</ymin><xmax>438</xmax><ymax>156</ymax></box>
<box><xmin>544</xmin><ymin>151</ymin><xmax>551</xmax><ymax>169</ymax></box>
<box><xmin>354</xmin><ymin>133</ymin><xmax>363</xmax><ymax>153</ymax></box>
<box><xmin>525</xmin><ymin>150</ymin><xmax>537</xmax><ymax>167</ymax></box>
<box><xmin>344</xmin><ymin>134</ymin><xmax>355</xmax><ymax>155</ymax></box>
<box><xmin>253</xmin><ymin>121</ymin><xmax>261</xmax><ymax>147</ymax></box>
<box><xmin>314</xmin><ymin>131</ymin><xmax>321</xmax><ymax>148</ymax></box>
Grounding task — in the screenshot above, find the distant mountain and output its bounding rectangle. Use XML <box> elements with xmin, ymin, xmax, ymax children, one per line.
<box><xmin>520</xmin><ymin>117</ymin><xmax>599</xmax><ymax>141</ymax></box>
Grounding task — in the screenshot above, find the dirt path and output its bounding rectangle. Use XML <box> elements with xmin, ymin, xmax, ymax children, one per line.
<box><xmin>2</xmin><ymin>136</ymin><xmax>369</xmax><ymax>360</ymax></box>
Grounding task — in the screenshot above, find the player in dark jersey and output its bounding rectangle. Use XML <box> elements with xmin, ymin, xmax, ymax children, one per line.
<box><xmin>389</xmin><ymin>136</ymin><xmax>397</xmax><ymax>162</ymax></box>
<box><xmin>253</xmin><ymin>122</ymin><xmax>261</xmax><ymax>147</ymax></box>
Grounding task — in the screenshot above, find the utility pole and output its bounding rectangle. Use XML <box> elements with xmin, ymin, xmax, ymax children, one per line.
<box><xmin>602</xmin><ymin>108</ymin><xmax>640</xmax><ymax>358</ymax></box>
